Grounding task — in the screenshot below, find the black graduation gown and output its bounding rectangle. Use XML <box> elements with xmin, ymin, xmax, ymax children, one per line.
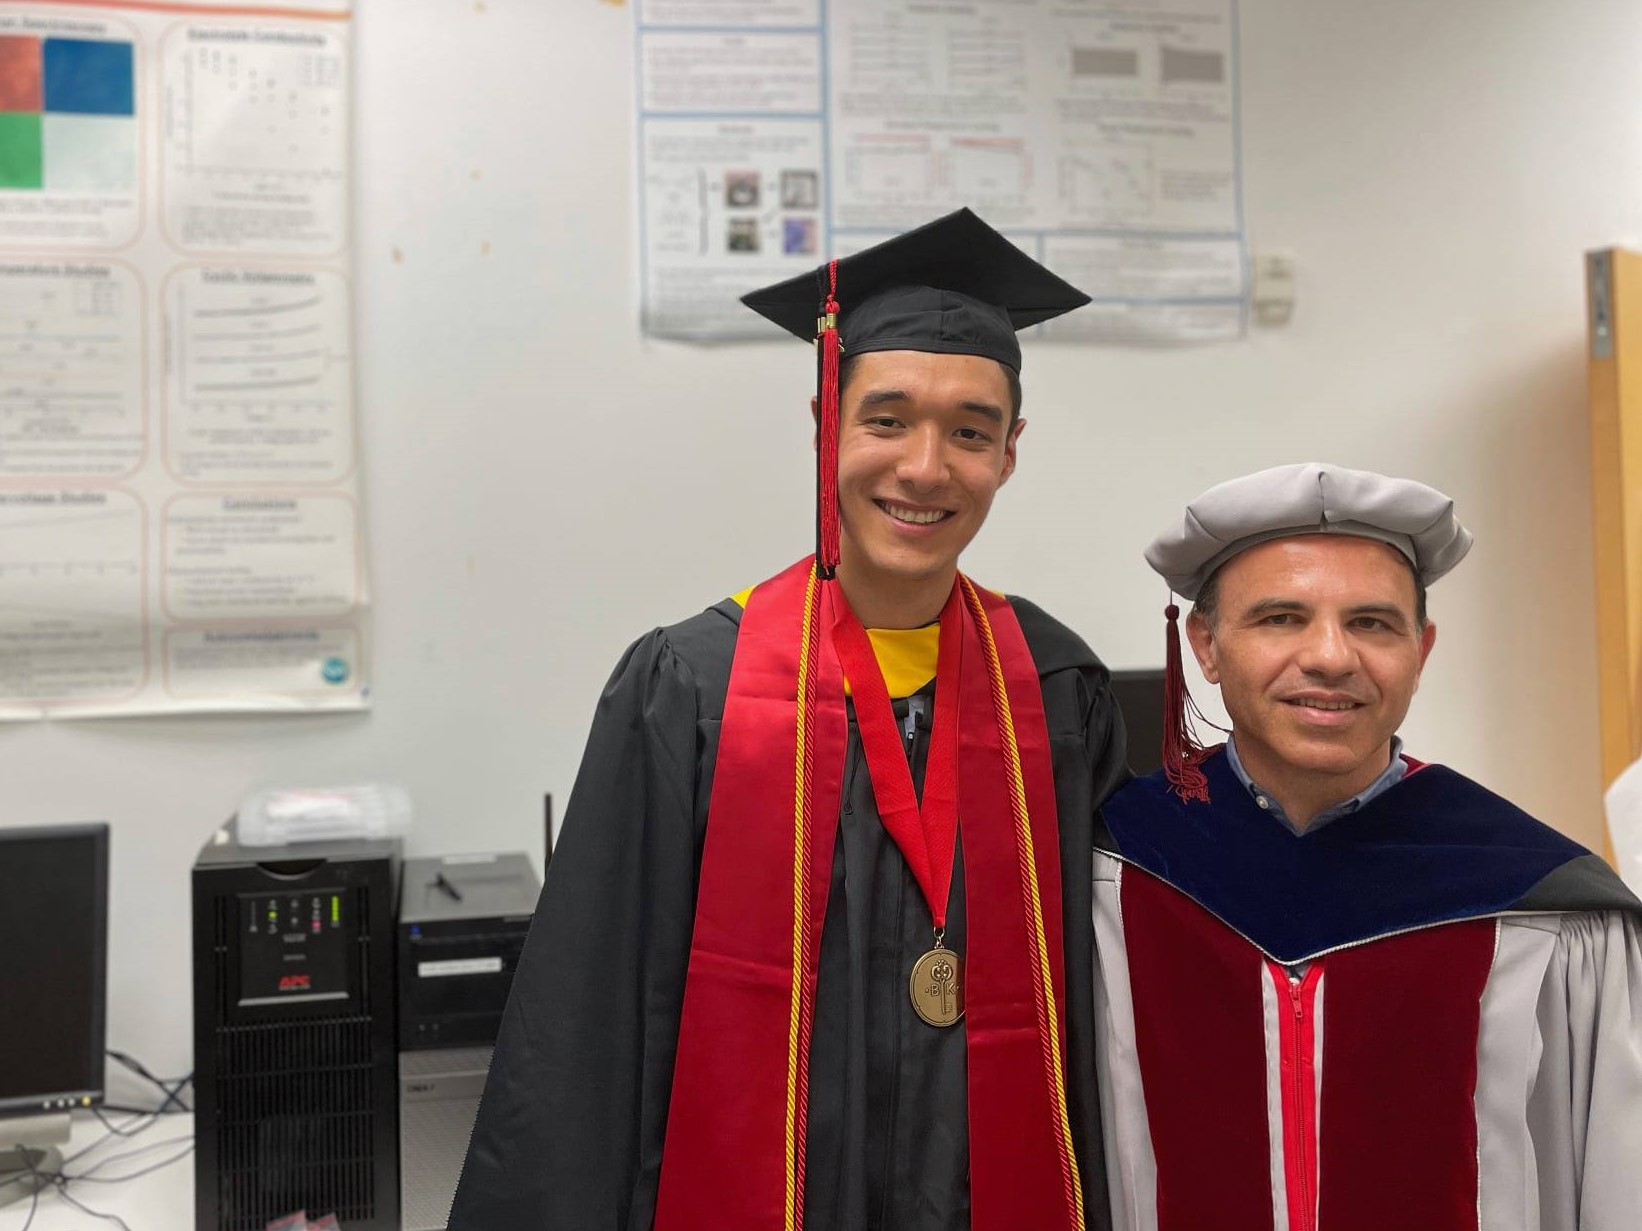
<box><xmin>447</xmin><ymin>595</ymin><xmax>1129</xmax><ymax>1231</ymax></box>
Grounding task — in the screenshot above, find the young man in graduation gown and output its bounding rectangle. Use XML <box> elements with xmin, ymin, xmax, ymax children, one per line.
<box><xmin>1091</xmin><ymin>462</ymin><xmax>1642</xmax><ymax>1231</ymax></box>
<box><xmin>449</xmin><ymin>209</ymin><xmax>1129</xmax><ymax>1231</ymax></box>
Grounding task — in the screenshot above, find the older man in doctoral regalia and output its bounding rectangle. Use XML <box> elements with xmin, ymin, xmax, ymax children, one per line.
<box><xmin>1092</xmin><ymin>462</ymin><xmax>1642</xmax><ymax>1231</ymax></box>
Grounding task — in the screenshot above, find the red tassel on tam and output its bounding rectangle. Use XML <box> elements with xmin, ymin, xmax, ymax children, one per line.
<box><xmin>816</xmin><ymin>259</ymin><xmax>842</xmax><ymax>577</ymax></box>
<box><xmin>1162</xmin><ymin>602</ymin><xmax>1212</xmax><ymax>803</ymax></box>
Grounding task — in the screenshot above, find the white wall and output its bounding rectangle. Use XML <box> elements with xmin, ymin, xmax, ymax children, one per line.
<box><xmin>5</xmin><ymin>0</ymin><xmax>1639</xmax><ymax>1076</ymax></box>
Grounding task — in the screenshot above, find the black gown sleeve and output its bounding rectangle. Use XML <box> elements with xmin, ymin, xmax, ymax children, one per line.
<box><xmin>447</xmin><ymin>628</ymin><xmax>703</xmax><ymax>1231</ymax></box>
<box><xmin>1081</xmin><ymin>669</ymin><xmax>1131</xmax><ymax>813</ymax></box>
<box><xmin>1063</xmin><ymin>668</ymin><xmax>1130</xmax><ymax>1231</ymax></box>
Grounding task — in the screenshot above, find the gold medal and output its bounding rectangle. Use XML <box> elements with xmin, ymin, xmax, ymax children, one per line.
<box><xmin>909</xmin><ymin>935</ymin><xmax>964</xmax><ymax>1027</ymax></box>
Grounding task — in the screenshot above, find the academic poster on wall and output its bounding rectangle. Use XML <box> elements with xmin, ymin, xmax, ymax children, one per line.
<box><xmin>0</xmin><ymin>0</ymin><xmax>366</xmax><ymax>718</ymax></box>
<box><xmin>635</xmin><ymin>0</ymin><xmax>1245</xmax><ymax>346</ymax></box>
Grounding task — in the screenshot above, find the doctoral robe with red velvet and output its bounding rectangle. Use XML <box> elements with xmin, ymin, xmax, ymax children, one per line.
<box><xmin>1092</xmin><ymin>748</ymin><xmax>1642</xmax><ymax>1231</ymax></box>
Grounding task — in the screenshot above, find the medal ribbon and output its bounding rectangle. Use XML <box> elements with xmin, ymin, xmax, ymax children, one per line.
<box><xmin>829</xmin><ymin>582</ymin><xmax>962</xmax><ymax>929</ymax></box>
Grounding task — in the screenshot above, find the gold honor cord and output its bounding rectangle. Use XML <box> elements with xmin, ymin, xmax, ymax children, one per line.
<box><xmin>784</xmin><ymin>566</ymin><xmax>823</xmax><ymax>1231</ymax></box>
<box><xmin>960</xmin><ymin>577</ymin><xmax>1086</xmax><ymax>1231</ymax></box>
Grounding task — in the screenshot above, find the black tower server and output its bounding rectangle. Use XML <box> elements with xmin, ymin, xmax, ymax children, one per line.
<box><xmin>192</xmin><ymin>822</ymin><xmax>401</xmax><ymax>1231</ymax></box>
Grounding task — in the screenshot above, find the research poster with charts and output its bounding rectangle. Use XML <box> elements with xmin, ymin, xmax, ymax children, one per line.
<box><xmin>0</xmin><ymin>0</ymin><xmax>366</xmax><ymax>719</ymax></box>
<box><xmin>635</xmin><ymin>0</ymin><xmax>1244</xmax><ymax>345</ymax></box>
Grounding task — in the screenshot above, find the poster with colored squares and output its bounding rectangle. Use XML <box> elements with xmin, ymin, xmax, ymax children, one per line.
<box><xmin>0</xmin><ymin>0</ymin><xmax>367</xmax><ymax>721</ymax></box>
<box><xmin>0</xmin><ymin>33</ymin><xmax>136</xmax><ymax>192</ymax></box>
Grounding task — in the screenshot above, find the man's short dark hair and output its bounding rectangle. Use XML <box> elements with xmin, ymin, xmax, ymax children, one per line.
<box><xmin>1190</xmin><ymin>548</ymin><xmax>1428</xmax><ymax>629</ymax></box>
<box><xmin>838</xmin><ymin>352</ymin><xmax>1023</xmax><ymax>430</ymax></box>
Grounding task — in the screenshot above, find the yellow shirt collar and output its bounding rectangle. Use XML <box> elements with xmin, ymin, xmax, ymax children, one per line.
<box><xmin>731</xmin><ymin>585</ymin><xmax>937</xmax><ymax>699</ymax></box>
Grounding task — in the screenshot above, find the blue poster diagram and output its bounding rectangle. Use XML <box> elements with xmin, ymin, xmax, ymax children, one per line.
<box><xmin>634</xmin><ymin>0</ymin><xmax>1246</xmax><ymax>345</ymax></box>
<box><xmin>43</xmin><ymin>37</ymin><xmax>136</xmax><ymax>115</ymax></box>
<box><xmin>0</xmin><ymin>33</ymin><xmax>137</xmax><ymax>193</ymax></box>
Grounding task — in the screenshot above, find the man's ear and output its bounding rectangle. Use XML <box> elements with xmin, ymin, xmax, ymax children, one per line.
<box><xmin>1414</xmin><ymin>619</ymin><xmax>1437</xmax><ymax>682</ymax></box>
<box><xmin>810</xmin><ymin>395</ymin><xmax>819</xmax><ymax>450</ymax></box>
<box><xmin>1184</xmin><ymin>609</ymin><xmax>1220</xmax><ymax>685</ymax></box>
<box><xmin>998</xmin><ymin>418</ymin><xmax>1024</xmax><ymax>487</ymax></box>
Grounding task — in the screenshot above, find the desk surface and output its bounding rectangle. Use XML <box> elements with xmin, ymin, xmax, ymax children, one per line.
<box><xmin>0</xmin><ymin>1110</ymin><xmax>193</xmax><ymax>1231</ymax></box>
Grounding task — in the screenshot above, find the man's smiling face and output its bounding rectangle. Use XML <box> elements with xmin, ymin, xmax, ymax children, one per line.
<box><xmin>832</xmin><ymin>349</ymin><xmax>1020</xmax><ymax>610</ymax></box>
<box><xmin>1186</xmin><ymin>535</ymin><xmax>1437</xmax><ymax>798</ymax></box>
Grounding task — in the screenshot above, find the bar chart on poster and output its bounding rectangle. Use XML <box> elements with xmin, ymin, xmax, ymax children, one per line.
<box><xmin>0</xmin><ymin>0</ymin><xmax>366</xmax><ymax>719</ymax></box>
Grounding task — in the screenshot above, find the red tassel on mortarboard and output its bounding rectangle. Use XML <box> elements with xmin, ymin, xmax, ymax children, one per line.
<box><xmin>1162</xmin><ymin>601</ymin><xmax>1212</xmax><ymax>803</ymax></box>
<box><xmin>816</xmin><ymin>260</ymin><xmax>842</xmax><ymax>578</ymax></box>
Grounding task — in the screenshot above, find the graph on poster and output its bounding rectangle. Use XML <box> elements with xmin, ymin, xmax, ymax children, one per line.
<box><xmin>165</xmin><ymin>265</ymin><xmax>351</xmax><ymax>483</ymax></box>
<box><xmin>0</xmin><ymin>260</ymin><xmax>144</xmax><ymax>477</ymax></box>
<box><xmin>0</xmin><ymin>490</ymin><xmax>146</xmax><ymax>710</ymax></box>
<box><xmin>163</xmin><ymin>24</ymin><xmax>348</xmax><ymax>254</ymax></box>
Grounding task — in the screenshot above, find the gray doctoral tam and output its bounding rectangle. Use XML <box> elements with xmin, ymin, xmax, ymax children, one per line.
<box><xmin>1144</xmin><ymin>461</ymin><xmax>1473</xmax><ymax>600</ymax></box>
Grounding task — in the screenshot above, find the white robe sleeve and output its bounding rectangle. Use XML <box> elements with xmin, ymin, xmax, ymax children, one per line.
<box><xmin>1528</xmin><ymin>909</ymin><xmax>1642</xmax><ymax>1230</ymax></box>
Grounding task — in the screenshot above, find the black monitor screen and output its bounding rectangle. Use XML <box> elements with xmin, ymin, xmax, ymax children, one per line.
<box><xmin>0</xmin><ymin>823</ymin><xmax>108</xmax><ymax>1114</ymax></box>
<box><xmin>1109</xmin><ymin>669</ymin><xmax>1165</xmax><ymax>778</ymax></box>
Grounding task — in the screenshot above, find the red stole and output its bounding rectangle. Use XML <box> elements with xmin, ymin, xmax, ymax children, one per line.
<box><xmin>654</xmin><ymin>557</ymin><xmax>1084</xmax><ymax>1231</ymax></box>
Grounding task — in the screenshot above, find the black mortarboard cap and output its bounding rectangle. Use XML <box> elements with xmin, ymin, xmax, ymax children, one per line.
<box><xmin>742</xmin><ymin>208</ymin><xmax>1088</xmax><ymax>578</ymax></box>
<box><xmin>741</xmin><ymin>208</ymin><xmax>1090</xmax><ymax>371</ymax></box>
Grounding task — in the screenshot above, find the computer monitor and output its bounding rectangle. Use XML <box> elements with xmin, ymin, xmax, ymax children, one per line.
<box><xmin>0</xmin><ymin>822</ymin><xmax>110</xmax><ymax>1209</ymax></box>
